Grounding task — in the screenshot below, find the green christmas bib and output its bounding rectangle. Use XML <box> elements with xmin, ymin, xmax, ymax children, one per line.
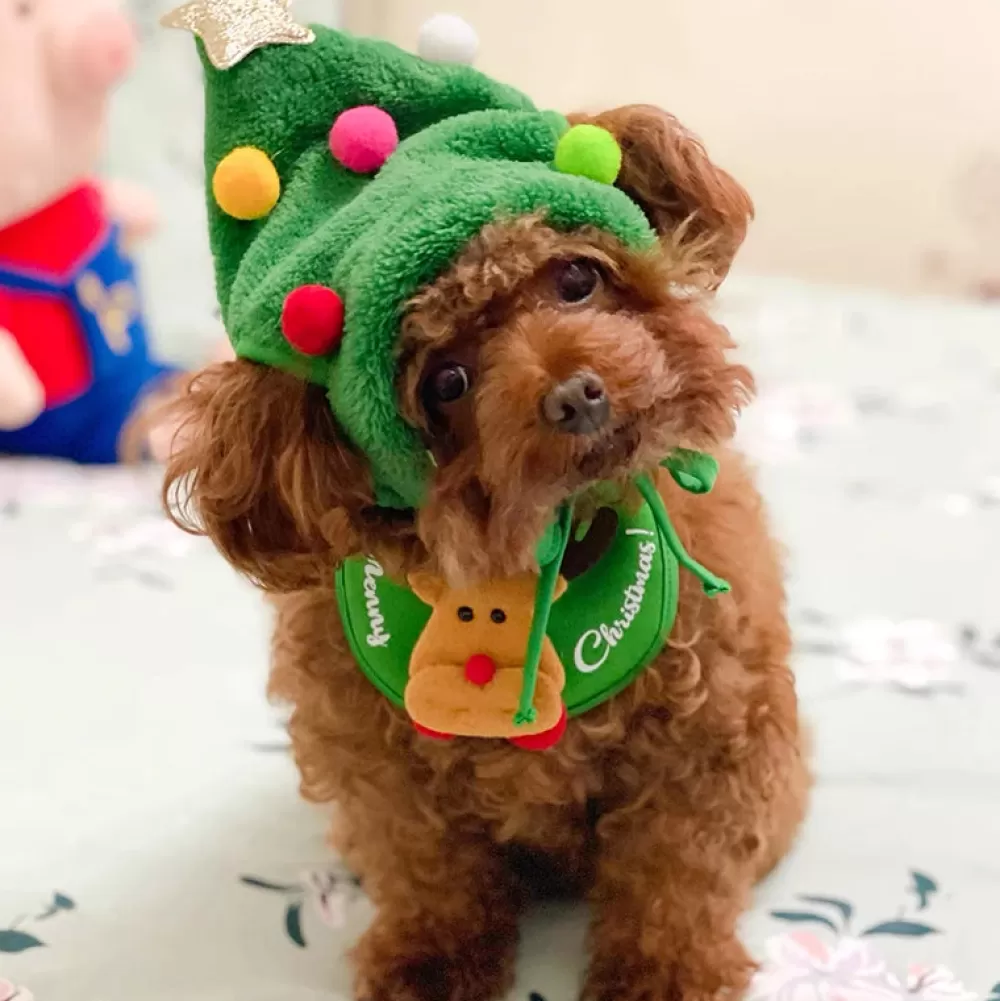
<box><xmin>335</xmin><ymin>498</ymin><xmax>679</xmax><ymax>719</ymax></box>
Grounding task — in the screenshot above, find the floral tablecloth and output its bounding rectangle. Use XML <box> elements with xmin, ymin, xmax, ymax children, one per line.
<box><xmin>2</xmin><ymin>276</ymin><xmax>999</xmax><ymax>1001</ymax></box>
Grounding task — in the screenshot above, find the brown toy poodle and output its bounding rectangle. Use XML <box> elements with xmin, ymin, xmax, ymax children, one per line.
<box><xmin>166</xmin><ymin>105</ymin><xmax>809</xmax><ymax>1001</ymax></box>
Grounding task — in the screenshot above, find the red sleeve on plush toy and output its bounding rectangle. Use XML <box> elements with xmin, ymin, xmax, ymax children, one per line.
<box><xmin>1</xmin><ymin>294</ymin><xmax>92</xmax><ymax>406</ymax></box>
<box><xmin>0</xmin><ymin>184</ymin><xmax>104</xmax><ymax>405</ymax></box>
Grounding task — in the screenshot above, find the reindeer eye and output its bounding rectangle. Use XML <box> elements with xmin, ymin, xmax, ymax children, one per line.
<box><xmin>555</xmin><ymin>259</ymin><xmax>602</xmax><ymax>304</ymax></box>
<box><xmin>424</xmin><ymin>363</ymin><xmax>471</xmax><ymax>406</ymax></box>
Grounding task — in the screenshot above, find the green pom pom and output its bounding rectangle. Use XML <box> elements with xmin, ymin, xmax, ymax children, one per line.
<box><xmin>554</xmin><ymin>124</ymin><xmax>623</xmax><ymax>185</ymax></box>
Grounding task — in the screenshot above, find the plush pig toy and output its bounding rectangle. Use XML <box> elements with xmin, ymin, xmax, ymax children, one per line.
<box><xmin>0</xmin><ymin>0</ymin><xmax>184</xmax><ymax>462</ymax></box>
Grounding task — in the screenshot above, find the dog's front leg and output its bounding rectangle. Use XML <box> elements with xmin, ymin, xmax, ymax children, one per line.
<box><xmin>584</xmin><ymin>815</ymin><xmax>758</xmax><ymax>1001</ymax></box>
<box><xmin>583</xmin><ymin>670</ymin><xmax>806</xmax><ymax>1001</ymax></box>
<box><xmin>351</xmin><ymin>821</ymin><xmax>520</xmax><ymax>1001</ymax></box>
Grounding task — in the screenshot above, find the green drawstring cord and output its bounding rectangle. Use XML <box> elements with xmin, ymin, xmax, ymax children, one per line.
<box><xmin>634</xmin><ymin>473</ymin><xmax>730</xmax><ymax>597</ymax></box>
<box><xmin>661</xmin><ymin>448</ymin><xmax>719</xmax><ymax>495</ymax></box>
<box><xmin>514</xmin><ymin>501</ymin><xmax>574</xmax><ymax>727</ymax></box>
<box><xmin>513</xmin><ymin>466</ymin><xmax>729</xmax><ymax>727</ymax></box>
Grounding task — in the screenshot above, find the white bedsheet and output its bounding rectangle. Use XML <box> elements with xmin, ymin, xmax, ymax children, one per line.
<box><xmin>2</xmin><ymin>278</ymin><xmax>999</xmax><ymax>1001</ymax></box>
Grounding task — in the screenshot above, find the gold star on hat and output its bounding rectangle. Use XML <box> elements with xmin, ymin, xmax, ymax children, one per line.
<box><xmin>160</xmin><ymin>0</ymin><xmax>315</xmax><ymax>71</ymax></box>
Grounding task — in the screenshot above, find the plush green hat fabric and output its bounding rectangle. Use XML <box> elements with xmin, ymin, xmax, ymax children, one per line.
<box><xmin>200</xmin><ymin>26</ymin><xmax>657</xmax><ymax>509</ymax></box>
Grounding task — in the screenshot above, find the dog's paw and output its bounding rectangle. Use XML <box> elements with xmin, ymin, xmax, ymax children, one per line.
<box><xmin>354</xmin><ymin>925</ymin><xmax>516</xmax><ymax>1001</ymax></box>
<box><xmin>583</xmin><ymin>944</ymin><xmax>755</xmax><ymax>1001</ymax></box>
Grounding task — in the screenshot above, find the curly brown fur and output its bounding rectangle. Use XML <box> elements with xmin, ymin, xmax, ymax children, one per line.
<box><xmin>165</xmin><ymin>363</ymin><xmax>424</xmax><ymax>588</ymax></box>
<box><xmin>569</xmin><ymin>105</ymin><xmax>754</xmax><ymax>289</ymax></box>
<box><xmin>400</xmin><ymin>214</ymin><xmax>753</xmax><ymax>583</ymax></box>
<box><xmin>165</xmin><ymin>103</ymin><xmax>808</xmax><ymax>1001</ymax></box>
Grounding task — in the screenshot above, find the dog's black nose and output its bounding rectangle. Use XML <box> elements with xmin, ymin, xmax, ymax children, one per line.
<box><xmin>542</xmin><ymin>372</ymin><xmax>610</xmax><ymax>435</ymax></box>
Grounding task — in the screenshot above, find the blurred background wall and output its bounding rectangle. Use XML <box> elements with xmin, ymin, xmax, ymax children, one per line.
<box><xmin>109</xmin><ymin>1</ymin><xmax>342</xmax><ymax>365</ymax></box>
<box><xmin>346</xmin><ymin>0</ymin><xmax>1000</xmax><ymax>301</ymax></box>
<box><xmin>115</xmin><ymin>0</ymin><xmax>998</xmax><ymax>364</ymax></box>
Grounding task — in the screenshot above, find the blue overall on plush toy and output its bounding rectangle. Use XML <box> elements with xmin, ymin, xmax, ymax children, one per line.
<box><xmin>0</xmin><ymin>183</ymin><xmax>176</xmax><ymax>463</ymax></box>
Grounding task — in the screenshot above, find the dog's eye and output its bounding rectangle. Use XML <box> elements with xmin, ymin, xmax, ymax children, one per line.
<box><xmin>425</xmin><ymin>363</ymin><xmax>471</xmax><ymax>406</ymax></box>
<box><xmin>457</xmin><ymin>606</ymin><xmax>475</xmax><ymax>622</ymax></box>
<box><xmin>491</xmin><ymin>609</ymin><xmax>507</xmax><ymax>624</ymax></box>
<box><xmin>555</xmin><ymin>259</ymin><xmax>602</xmax><ymax>304</ymax></box>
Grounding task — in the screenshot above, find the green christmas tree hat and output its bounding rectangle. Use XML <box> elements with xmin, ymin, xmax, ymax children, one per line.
<box><xmin>163</xmin><ymin>0</ymin><xmax>657</xmax><ymax>509</ymax></box>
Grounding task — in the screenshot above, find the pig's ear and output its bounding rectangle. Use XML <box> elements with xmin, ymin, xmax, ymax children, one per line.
<box><xmin>569</xmin><ymin>105</ymin><xmax>753</xmax><ymax>288</ymax></box>
<box><xmin>164</xmin><ymin>359</ymin><xmax>375</xmax><ymax>592</ymax></box>
<box><xmin>408</xmin><ymin>572</ymin><xmax>446</xmax><ymax>606</ymax></box>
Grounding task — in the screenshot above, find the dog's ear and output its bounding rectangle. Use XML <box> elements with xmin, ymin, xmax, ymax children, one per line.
<box><xmin>163</xmin><ymin>359</ymin><xmax>375</xmax><ymax>592</ymax></box>
<box><xmin>570</xmin><ymin>105</ymin><xmax>753</xmax><ymax>288</ymax></box>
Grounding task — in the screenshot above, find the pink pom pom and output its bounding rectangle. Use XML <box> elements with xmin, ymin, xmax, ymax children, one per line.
<box><xmin>329</xmin><ymin>106</ymin><xmax>399</xmax><ymax>174</ymax></box>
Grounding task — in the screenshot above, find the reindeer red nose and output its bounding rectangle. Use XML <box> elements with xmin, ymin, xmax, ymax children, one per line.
<box><xmin>464</xmin><ymin>654</ymin><xmax>497</xmax><ymax>687</ymax></box>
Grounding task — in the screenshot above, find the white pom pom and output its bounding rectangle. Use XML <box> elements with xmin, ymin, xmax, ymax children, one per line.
<box><xmin>418</xmin><ymin>13</ymin><xmax>479</xmax><ymax>65</ymax></box>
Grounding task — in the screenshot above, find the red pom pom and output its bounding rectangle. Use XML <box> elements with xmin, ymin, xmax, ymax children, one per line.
<box><xmin>329</xmin><ymin>106</ymin><xmax>399</xmax><ymax>174</ymax></box>
<box><xmin>463</xmin><ymin>653</ymin><xmax>497</xmax><ymax>687</ymax></box>
<box><xmin>510</xmin><ymin>704</ymin><xmax>568</xmax><ymax>751</ymax></box>
<box><xmin>280</xmin><ymin>285</ymin><xmax>344</xmax><ymax>356</ymax></box>
<box><xmin>413</xmin><ymin>722</ymin><xmax>455</xmax><ymax>741</ymax></box>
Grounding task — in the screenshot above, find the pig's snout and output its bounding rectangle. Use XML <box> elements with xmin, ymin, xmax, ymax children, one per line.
<box><xmin>56</xmin><ymin>9</ymin><xmax>136</xmax><ymax>94</ymax></box>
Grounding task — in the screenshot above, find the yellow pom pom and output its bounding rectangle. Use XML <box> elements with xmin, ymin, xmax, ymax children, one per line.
<box><xmin>212</xmin><ymin>147</ymin><xmax>281</xmax><ymax>221</ymax></box>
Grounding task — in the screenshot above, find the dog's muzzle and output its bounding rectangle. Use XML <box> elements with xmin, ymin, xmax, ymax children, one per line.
<box><xmin>542</xmin><ymin>371</ymin><xmax>610</xmax><ymax>435</ymax></box>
